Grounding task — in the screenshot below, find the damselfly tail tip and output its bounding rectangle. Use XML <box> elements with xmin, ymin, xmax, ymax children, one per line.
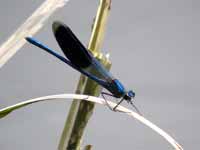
<box><xmin>25</xmin><ymin>37</ymin><xmax>35</xmax><ymax>44</ymax></box>
<box><xmin>25</xmin><ymin>37</ymin><xmax>31</xmax><ymax>41</ymax></box>
<box><xmin>25</xmin><ymin>37</ymin><xmax>42</xmax><ymax>47</ymax></box>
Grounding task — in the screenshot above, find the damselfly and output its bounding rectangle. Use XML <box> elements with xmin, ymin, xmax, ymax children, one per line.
<box><xmin>26</xmin><ymin>21</ymin><xmax>139</xmax><ymax>112</ymax></box>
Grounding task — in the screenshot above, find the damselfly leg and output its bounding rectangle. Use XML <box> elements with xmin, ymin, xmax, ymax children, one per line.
<box><xmin>101</xmin><ymin>92</ymin><xmax>143</xmax><ymax>115</ymax></box>
<box><xmin>101</xmin><ymin>92</ymin><xmax>126</xmax><ymax>112</ymax></box>
<box><xmin>128</xmin><ymin>100</ymin><xmax>143</xmax><ymax>116</ymax></box>
<box><xmin>101</xmin><ymin>92</ymin><xmax>115</xmax><ymax>111</ymax></box>
<box><xmin>112</xmin><ymin>97</ymin><xmax>125</xmax><ymax>111</ymax></box>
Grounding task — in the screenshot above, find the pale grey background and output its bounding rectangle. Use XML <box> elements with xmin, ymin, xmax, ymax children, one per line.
<box><xmin>0</xmin><ymin>0</ymin><xmax>199</xmax><ymax>149</ymax></box>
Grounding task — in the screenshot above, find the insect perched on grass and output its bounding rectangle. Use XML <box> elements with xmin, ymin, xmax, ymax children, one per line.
<box><xmin>26</xmin><ymin>21</ymin><xmax>139</xmax><ymax>112</ymax></box>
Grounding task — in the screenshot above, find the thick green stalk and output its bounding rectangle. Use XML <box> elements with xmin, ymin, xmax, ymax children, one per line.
<box><xmin>58</xmin><ymin>0</ymin><xmax>112</xmax><ymax>150</ymax></box>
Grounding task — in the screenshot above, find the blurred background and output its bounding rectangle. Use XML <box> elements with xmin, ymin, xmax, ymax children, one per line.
<box><xmin>0</xmin><ymin>0</ymin><xmax>199</xmax><ymax>149</ymax></box>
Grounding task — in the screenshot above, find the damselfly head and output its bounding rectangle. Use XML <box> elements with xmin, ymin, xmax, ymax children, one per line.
<box><xmin>124</xmin><ymin>90</ymin><xmax>135</xmax><ymax>100</ymax></box>
<box><xmin>128</xmin><ymin>90</ymin><xmax>135</xmax><ymax>98</ymax></box>
<box><xmin>124</xmin><ymin>91</ymin><xmax>142</xmax><ymax>115</ymax></box>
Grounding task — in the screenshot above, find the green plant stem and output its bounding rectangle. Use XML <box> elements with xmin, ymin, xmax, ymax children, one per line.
<box><xmin>58</xmin><ymin>0</ymin><xmax>112</xmax><ymax>150</ymax></box>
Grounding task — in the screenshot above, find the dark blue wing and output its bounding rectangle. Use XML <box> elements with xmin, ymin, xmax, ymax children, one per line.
<box><xmin>52</xmin><ymin>21</ymin><xmax>114</xmax><ymax>83</ymax></box>
<box><xmin>53</xmin><ymin>21</ymin><xmax>91</xmax><ymax>69</ymax></box>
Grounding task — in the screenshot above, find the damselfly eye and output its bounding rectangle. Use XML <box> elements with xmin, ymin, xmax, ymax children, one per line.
<box><xmin>128</xmin><ymin>90</ymin><xmax>135</xmax><ymax>98</ymax></box>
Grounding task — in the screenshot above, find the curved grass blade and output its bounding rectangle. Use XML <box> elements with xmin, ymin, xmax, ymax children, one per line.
<box><xmin>0</xmin><ymin>94</ymin><xmax>183</xmax><ymax>150</ymax></box>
